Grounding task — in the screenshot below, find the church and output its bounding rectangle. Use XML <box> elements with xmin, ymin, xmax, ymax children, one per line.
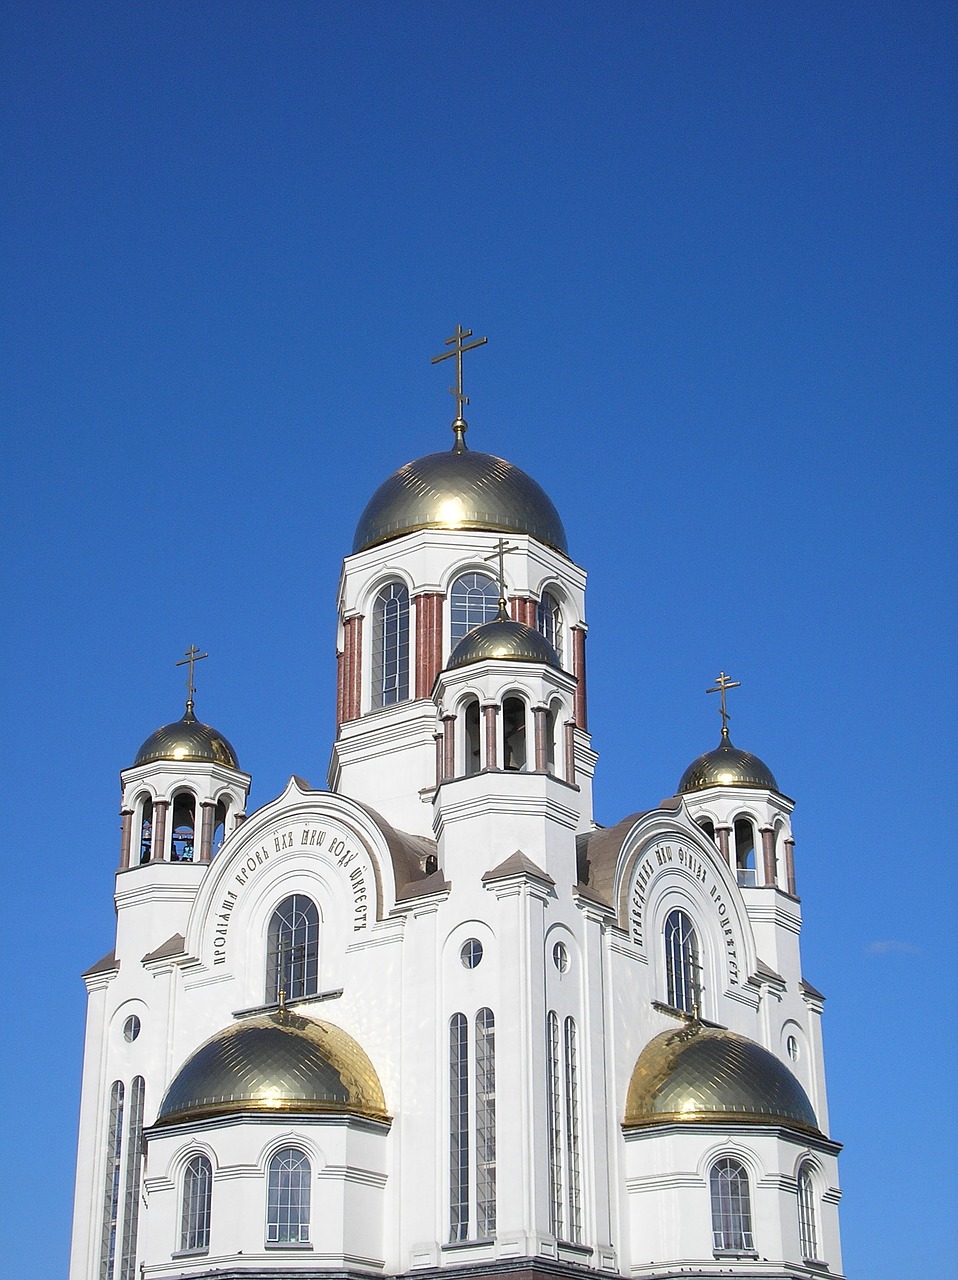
<box><xmin>70</xmin><ymin>329</ymin><xmax>844</xmax><ymax>1280</ymax></box>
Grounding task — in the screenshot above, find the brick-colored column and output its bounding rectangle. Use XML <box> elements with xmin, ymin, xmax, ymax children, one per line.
<box><xmin>510</xmin><ymin>596</ymin><xmax>537</xmax><ymax>627</ymax></box>
<box><xmin>564</xmin><ymin>721</ymin><xmax>577</xmax><ymax>786</ymax></box>
<box><xmin>342</xmin><ymin>615</ymin><xmax>363</xmax><ymax>722</ymax></box>
<box><xmin>483</xmin><ymin>703</ymin><xmax>499</xmax><ymax>770</ymax></box>
<box><xmin>153</xmin><ymin>799</ymin><xmax>169</xmax><ymax>862</ymax></box>
<box><xmin>199</xmin><ymin>800</ymin><xmax>216</xmax><ymax>863</ymax></box>
<box><xmin>442</xmin><ymin>714</ymin><xmax>456</xmax><ymax>781</ymax></box>
<box><xmin>415</xmin><ymin>592</ymin><xmax>444</xmax><ymax>698</ymax></box>
<box><xmin>716</xmin><ymin>825</ymin><xmax>732</xmax><ymax>868</ymax></box>
<box><xmin>784</xmin><ymin>837</ymin><xmax>797</xmax><ymax>896</ymax></box>
<box><xmin>572</xmin><ymin>626</ymin><xmax>588</xmax><ymax>731</ymax></box>
<box><xmin>533</xmin><ymin>706</ymin><xmax>548</xmax><ymax>772</ymax></box>
<box><xmin>760</xmin><ymin>826</ymin><xmax>776</xmax><ymax>886</ymax></box>
<box><xmin>119</xmin><ymin>808</ymin><xmax>133</xmax><ymax>870</ymax></box>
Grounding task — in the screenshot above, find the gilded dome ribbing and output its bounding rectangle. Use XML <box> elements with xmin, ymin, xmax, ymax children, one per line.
<box><xmin>624</xmin><ymin>1024</ymin><xmax>819</xmax><ymax>1134</ymax></box>
<box><xmin>133</xmin><ymin>706</ymin><xmax>240</xmax><ymax>770</ymax></box>
<box><xmin>353</xmin><ymin>440</ymin><xmax>568</xmax><ymax>555</ymax></box>
<box><xmin>678</xmin><ymin>730</ymin><xmax>778</xmax><ymax>794</ymax></box>
<box><xmin>155</xmin><ymin>1013</ymin><xmax>388</xmax><ymax>1126</ymax></box>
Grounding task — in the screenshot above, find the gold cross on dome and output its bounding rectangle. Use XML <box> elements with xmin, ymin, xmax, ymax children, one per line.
<box><xmin>483</xmin><ymin>537</ymin><xmax>519</xmax><ymax>620</ymax></box>
<box><xmin>706</xmin><ymin>670</ymin><xmax>741</xmax><ymax>737</ymax></box>
<box><xmin>176</xmin><ymin>644</ymin><xmax>208</xmax><ymax>714</ymax></box>
<box><xmin>431</xmin><ymin>325</ymin><xmax>487</xmax><ymax>447</ymax></box>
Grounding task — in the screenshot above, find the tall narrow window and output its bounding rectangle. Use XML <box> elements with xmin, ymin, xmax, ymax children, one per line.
<box><xmin>475</xmin><ymin>1009</ymin><xmax>496</xmax><ymax>1237</ymax></box>
<box><xmin>98</xmin><ymin>1081</ymin><xmax>124</xmax><ymax>1280</ymax></box>
<box><xmin>710</xmin><ymin>1158</ymin><xmax>754</xmax><ymax>1253</ymax></box>
<box><xmin>536</xmin><ymin>591</ymin><xmax>562</xmax><ymax>659</ymax></box>
<box><xmin>171</xmin><ymin>792</ymin><xmax>196</xmax><ymax>862</ymax></box>
<box><xmin>119</xmin><ymin>1076</ymin><xmax>144</xmax><ymax>1280</ymax></box>
<box><xmin>797</xmin><ymin>1163</ymin><xmax>819</xmax><ymax>1261</ymax></box>
<box><xmin>545</xmin><ymin>702</ymin><xmax>559</xmax><ymax>774</ymax></box>
<box><xmin>266</xmin><ymin>1148</ymin><xmax>311</xmax><ymax>1244</ymax></box>
<box><xmin>547</xmin><ymin>1012</ymin><xmax>582</xmax><ymax>1242</ymax></box>
<box><xmin>371</xmin><ymin>582</ymin><xmax>410</xmax><ymax>708</ymax></box>
<box><xmin>502</xmin><ymin>696</ymin><xmax>527</xmax><ymax>771</ymax></box>
<box><xmin>180</xmin><ymin>1154</ymin><xmax>212</xmax><ymax>1253</ymax></box>
<box><xmin>664</xmin><ymin>909</ymin><xmax>702</xmax><ymax>1015</ymax></box>
<box><xmin>138</xmin><ymin>798</ymin><xmax>153</xmax><ymax>863</ymax></box>
<box><xmin>734</xmin><ymin>818</ymin><xmax>756</xmax><ymax>886</ymax></box>
<box><xmin>449</xmin><ymin>1013</ymin><xmax>469</xmax><ymax>1241</ymax></box>
<box><xmin>266</xmin><ymin>895</ymin><xmax>319</xmax><ymax>1004</ymax></box>
<box><xmin>450</xmin><ymin>572</ymin><xmax>498</xmax><ymax>647</ymax></box>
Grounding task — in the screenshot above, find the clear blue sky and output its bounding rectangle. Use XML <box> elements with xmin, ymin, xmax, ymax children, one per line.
<box><xmin>1</xmin><ymin>3</ymin><xmax>955</xmax><ymax>1275</ymax></box>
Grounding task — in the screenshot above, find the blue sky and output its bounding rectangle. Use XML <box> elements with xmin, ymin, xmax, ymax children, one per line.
<box><xmin>1</xmin><ymin>3</ymin><xmax>955</xmax><ymax>1275</ymax></box>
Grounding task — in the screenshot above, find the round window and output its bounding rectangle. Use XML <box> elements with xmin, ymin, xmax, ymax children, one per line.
<box><xmin>123</xmin><ymin>1015</ymin><xmax>141</xmax><ymax>1043</ymax></box>
<box><xmin>552</xmin><ymin>941</ymin><xmax>570</xmax><ymax>972</ymax></box>
<box><xmin>460</xmin><ymin>939</ymin><xmax>483</xmax><ymax>969</ymax></box>
<box><xmin>786</xmin><ymin>1034</ymin><xmax>800</xmax><ymax>1061</ymax></box>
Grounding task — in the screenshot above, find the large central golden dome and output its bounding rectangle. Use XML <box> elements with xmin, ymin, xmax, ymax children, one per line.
<box><xmin>353</xmin><ymin>438</ymin><xmax>568</xmax><ymax>555</ymax></box>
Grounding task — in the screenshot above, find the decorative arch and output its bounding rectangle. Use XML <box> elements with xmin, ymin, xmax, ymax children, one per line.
<box><xmin>170</xmin><ymin>789</ymin><xmax>197</xmax><ymax>862</ymax></box>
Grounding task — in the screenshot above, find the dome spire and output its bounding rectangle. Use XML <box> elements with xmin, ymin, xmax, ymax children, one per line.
<box><xmin>176</xmin><ymin>643</ymin><xmax>208</xmax><ymax>719</ymax></box>
<box><xmin>706</xmin><ymin>669</ymin><xmax>741</xmax><ymax>741</ymax></box>
<box><xmin>430</xmin><ymin>324</ymin><xmax>487</xmax><ymax>452</ymax></box>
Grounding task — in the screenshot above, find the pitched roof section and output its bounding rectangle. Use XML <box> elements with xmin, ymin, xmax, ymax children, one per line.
<box><xmin>142</xmin><ymin>933</ymin><xmax>186</xmax><ymax>964</ymax></box>
<box><xmin>82</xmin><ymin>949</ymin><xmax>119</xmax><ymax>978</ymax></box>
<box><xmin>482</xmin><ymin>850</ymin><xmax>555</xmax><ymax>886</ymax></box>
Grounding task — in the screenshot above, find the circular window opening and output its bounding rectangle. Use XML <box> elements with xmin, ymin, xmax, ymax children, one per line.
<box><xmin>460</xmin><ymin>939</ymin><xmax>483</xmax><ymax>969</ymax></box>
<box><xmin>123</xmin><ymin>1015</ymin><xmax>141</xmax><ymax>1043</ymax></box>
<box><xmin>553</xmin><ymin>941</ymin><xmax>570</xmax><ymax>972</ymax></box>
<box><xmin>786</xmin><ymin>1034</ymin><xmax>800</xmax><ymax>1062</ymax></box>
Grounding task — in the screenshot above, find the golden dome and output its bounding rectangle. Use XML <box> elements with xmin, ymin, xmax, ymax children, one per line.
<box><xmin>133</xmin><ymin>706</ymin><xmax>239</xmax><ymax>770</ymax></box>
<box><xmin>624</xmin><ymin>1024</ymin><xmax>820</xmax><ymax>1134</ymax></box>
<box><xmin>677</xmin><ymin>729</ymin><xmax>778</xmax><ymax>794</ymax></box>
<box><xmin>155</xmin><ymin>1012</ymin><xmax>388</xmax><ymax>1126</ymax></box>
<box><xmin>447</xmin><ymin>617</ymin><xmax>560</xmax><ymax>670</ymax></box>
<box><xmin>353</xmin><ymin>439</ymin><xmax>568</xmax><ymax>555</ymax></box>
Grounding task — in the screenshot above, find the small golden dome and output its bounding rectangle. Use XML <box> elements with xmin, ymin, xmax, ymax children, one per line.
<box><xmin>155</xmin><ymin>1012</ymin><xmax>388</xmax><ymax>1126</ymax></box>
<box><xmin>678</xmin><ymin>730</ymin><xmax>778</xmax><ymax>794</ymax></box>
<box><xmin>447</xmin><ymin>617</ymin><xmax>560</xmax><ymax>670</ymax></box>
<box><xmin>133</xmin><ymin>706</ymin><xmax>239</xmax><ymax>770</ymax></box>
<box><xmin>624</xmin><ymin>1024</ymin><xmax>820</xmax><ymax>1134</ymax></box>
<box><xmin>353</xmin><ymin>440</ymin><xmax>568</xmax><ymax>555</ymax></box>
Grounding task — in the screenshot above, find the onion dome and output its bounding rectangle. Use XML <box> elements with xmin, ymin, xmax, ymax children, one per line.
<box><xmin>353</xmin><ymin>436</ymin><xmax>568</xmax><ymax>556</ymax></box>
<box><xmin>447</xmin><ymin>617</ymin><xmax>560</xmax><ymax>670</ymax></box>
<box><xmin>134</xmin><ymin>704</ymin><xmax>239</xmax><ymax>770</ymax></box>
<box><xmin>678</xmin><ymin>729</ymin><xmax>778</xmax><ymax>794</ymax></box>
<box><xmin>155</xmin><ymin>1012</ymin><xmax>388</xmax><ymax>1127</ymax></box>
<box><xmin>624</xmin><ymin>1024</ymin><xmax>820</xmax><ymax>1135</ymax></box>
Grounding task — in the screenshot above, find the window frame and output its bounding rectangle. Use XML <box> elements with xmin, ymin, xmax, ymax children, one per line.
<box><xmin>797</xmin><ymin>1162</ymin><xmax>819</xmax><ymax>1261</ymax></box>
<box><xmin>370</xmin><ymin>580</ymin><xmax>410</xmax><ymax>709</ymax></box>
<box><xmin>266</xmin><ymin>1147</ymin><xmax>312</xmax><ymax>1246</ymax></box>
<box><xmin>179</xmin><ymin>1153</ymin><xmax>213</xmax><ymax>1254</ymax></box>
<box><xmin>266</xmin><ymin>894</ymin><xmax>320</xmax><ymax>1005</ymax></box>
<box><xmin>449</xmin><ymin>571</ymin><xmax>499</xmax><ymax>650</ymax></box>
<box><xmin>664</xmin><ymin>907</ymin><xmax>703</xmax><ymax>1015</ymax></box>
<box><xmin>709</xmin><ymin>1156</ymin><xmax>755</xmax><ymax>1255</ymax></box>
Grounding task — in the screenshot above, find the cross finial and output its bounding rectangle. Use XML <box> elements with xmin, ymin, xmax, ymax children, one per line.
<box><xmin>431</xmin><ymin>325</ymin><xmax>488</xmax><ymax>451</ymax></box>
<box><xmin>484</xmin><ymin>537</ymin><xmax>519</xmax><ymax>621</ymax></box>
<box><xmin>175</xmin><ymin>644</ymin><xmax>208</xmax><ymax>717</ymax></box>
<box><xmin>706</xmin><ymin>670</ymin><xmax>741</xmax><ymax>738</ymax></box>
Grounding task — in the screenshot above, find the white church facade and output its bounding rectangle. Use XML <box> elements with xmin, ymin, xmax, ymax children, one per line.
<box><xmin>70</xmin><ymin>334</ymin><xmax>843</xmax><ymax>1280</ymax></box>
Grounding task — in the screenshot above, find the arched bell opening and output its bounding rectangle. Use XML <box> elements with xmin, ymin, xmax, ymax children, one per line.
<box><xmin>462</xmin><ymin>697</ymin><xmax>481</xmax><ymax>777</ymax></box>
<box><xmin>171</xmin><ymin>791</ymin><xmax>197</xmax><ymax>863</ymax></box>
<box><xmin>545</xmin><ymin>699</ymin><xmax>561</xmax><ymax>775</ymax></box>
<box><xmin>733</xmin><ymin>816</ymin><xmax>757</xmax><ymax>887</ymax></box>
<box><xmin>502</xmin><ymin>696</ymin><xmax>527</xmax><ymax>771</ymax></box>
<box><xmin>137</xmin><ymin>794</ymin><xmax>154</xmax><ymax>864</ymax></box>
<box><xmin>696</xmin><ymin>816</ymin><xmax>716</xmax><ymax>843</ymax></box>
<box><xmin>212</xmin><ymin>799</ymin><xmax>228</xmax><ymax>855</ymax></box>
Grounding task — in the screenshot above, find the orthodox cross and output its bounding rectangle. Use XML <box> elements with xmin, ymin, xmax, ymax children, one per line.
<box><xmin>706</xmin><ymin>670</ymin><xmax>741</xmax><ymax>737</ymax></box>
<box><xmin>431</xmin><ymin>325</ymin><xmax>487</xmax><ymax>446</ymax></box>
<box><xmin>483</xmin><ymin>537</ymin><xmax>519</xmax><ymax>620</ymax></box>
<box><xmin>176</xmin><ymin>644</ymin><xmax>208</xmax><ymax>715</ymax></box>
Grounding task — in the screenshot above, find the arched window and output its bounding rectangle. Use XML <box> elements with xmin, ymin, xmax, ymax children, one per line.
<box><xmin>98</xmin><ymin>1080</ymin><xmax>124</xmax><ymax>1280</ymax></box>
<box><xmin>138</xmin><ymin>797</ymin><xmax>153</xmax><ymax>864</ymax></box>
<box><xmin>475</xmin><ymin>1009</ymin><xmax>496</xmax><ymax>1237</ymax></box>
<box><xmin>547</xmin><ymin>1012</ymin><xmax>582</xmax><ymax>1243</ymax></box>
<box><xmin>450</xmin><ymin>572</ymin><xmax>498</xmax><ymax>647</ymax></box>
<box><xmin>733</xmin><ymin>817</ymin><xmax>756</xmax><ymax>887</ymax></box>
<box><xmin>536</xmin><ymin>591</ymin><xmax>562</xmax><ymax>659</ymax></box>
<box><xmin>266</xmin><ymin>895</ymin><xmax>319</xmax><ymax>1004</ymax></box>
<box><xmin>502</xmin><ymin>696</ymin><xmax>527</xmax><ymax>771</ymax></box>
<box><xmin>463</xmin><ymin>698</ymin><xmax>481</xmax><ymax>776</ymax></box>
<box><xmin>449</xmin><ymin>1013</ymin><xmax>469</xmax><ymax>1241</ymax></box>
<box><xmin>664</xmin><ymin>908</ymin><xmax>702</xmax><ymax>1014</ymax></box>
<box><xmin>171</xmin><ymin>792</ymin><xmax>196</xmax><ymax>862</ymax></box>
<box><xmin>696</xmin><ymin>816</ymin><xmax>716</xmax><ymax>842</ymax></box>
<box><xmin>797</xmin><ymin>1163</ymin><xmax>819</xmax><ymax>1260</ymax></box>
<box><xmin>371</xmin><ymin>581</ymin><xmax>410</xmax><ymax>708</ymax></box>
<box><xmin>180</xmin><ymin>1154</ymin><xmax>212</xmax><ymax>1253</ymax></box>
<box><xmin>266</xmin><ymin>1148</ymin><xmax>311</xmax><ymax>1244</ymax></box>
<box><xmin>710</xmin><ymin>1157</ymin><xmax>754</xmax><ymax>1253</ymax></box>
<box><xmin>546</xmin><ymin>701</ymin><xmax>559</xmax><ymax>774</ymax></box>
<box><xmin>119</xmin><ymin>1076</ymin><xmax>144</xmax><ymax>1280</ymax></box>
<box><xmin>449</xmin><ymin>1009</ymin><xmax>497</xmax><ymax>1242</ymax></box>
<box><xmin>212</xmin><ymin>800</ymin><xmax>228</xmax><ymax>855</ymax></box>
